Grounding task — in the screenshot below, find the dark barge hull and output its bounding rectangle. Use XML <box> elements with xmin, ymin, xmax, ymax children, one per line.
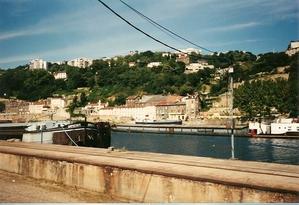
<box><xmin>51</xmin><ymin>122</ymin><xmax>111</xmax><ymax>148</ymax></box>
<box><xmin>0</xmin><ymin>125</ymin><xmax>28</xmax><ymax>140</ymax></box>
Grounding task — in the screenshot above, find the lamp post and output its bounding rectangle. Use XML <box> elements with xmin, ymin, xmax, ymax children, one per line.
<box><xmin>228</xmin><ymin>67</ymin><xmax>235</xmax><ymax>159</ymax></box>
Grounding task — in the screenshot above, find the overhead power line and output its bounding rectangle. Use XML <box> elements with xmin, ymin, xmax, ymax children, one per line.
<box><xmin>97</xmin><ymin>0</ymin><xmax>188</xmax><ymax>55</ymax></box>
<box><xmin>118</xmin><ymin>2</ymin><xmax>177</xmax><ymax>41</ymax></box>
<box><xmin>119</xmin><ymin>0</ymin><xmax>215</xmax><ymax>53</ymax></box>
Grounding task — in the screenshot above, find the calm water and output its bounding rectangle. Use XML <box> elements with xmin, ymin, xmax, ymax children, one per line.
<box><xmin>112</xmin><ymin>131</ymin><xmax>299</xmax><ymax>165</ymax></box>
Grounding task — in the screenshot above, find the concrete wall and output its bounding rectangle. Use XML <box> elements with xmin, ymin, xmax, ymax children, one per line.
<box><xmin>28</xmin><ymin>104</ymin><xmax>46</xmax><ymax>114</ymax></box>
<box><xmin>0</xmin><ymin>142</ymin><xmax>298</xmax><ymax>202</ymax></box>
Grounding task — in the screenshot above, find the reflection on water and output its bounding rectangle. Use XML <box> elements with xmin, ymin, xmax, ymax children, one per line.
<box><xmin>112</xmin><ymin>132</ymin><xmax>299</xmax><ymax>165</ymax></box>
<box><xmin>245</xmin><ymin>138</ymin><xmax>299</xmax><ymax>164</ymax></box>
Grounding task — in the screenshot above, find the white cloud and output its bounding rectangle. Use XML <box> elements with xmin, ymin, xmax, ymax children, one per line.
<box><xmin>205</xmin><ymin>22</ymin><xmax>262</xmax><ymax>33</ymax></box>
<box><xmin>0</xmin><ymin>27</ymin><xmax>54</xmax><ymax>41</ymax></box>
<box><xmin>0</xmin><ymin>3</ymin><xmax>122</xmax><ymax>41</ymax></box>
<box><xmin>208</xmin><ymin>39</ymin><xmax>261</xmax><ymax>47</ymax></box>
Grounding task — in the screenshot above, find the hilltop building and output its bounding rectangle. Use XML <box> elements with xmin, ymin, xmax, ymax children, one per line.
<box><xmin>286</xmin><ymin>41</ymin><xmax>299</xmax><ymax>56</ymax></box>
<box><xmin>176</xmin><ymin>53</ymin><xmax>190</xmax><ymax>64</ymax></box>
<box><xmin>67</xmin><ymin>58</ymin><xmax>92</xmax><ymax>68</ymax></box>
<box><xmin>185</xmin><ymin>61</ymin><xmax>214</xmax><ymax>74</ymax></box>
<box><xmin>147</xmin><ymin>62</ymin><xmax>162</xmax><ymax>68</ymax></box>
<box><xmin>53</xmin><ymin>72</ymin><xmax>67</xmax><ymax>80</ymax></box>
<box><xmin>162</xmin><ymin>52</ymin><xmax>173</xmax><ymax>58</ymax></box>
<box><xmin>128</xmin><ymin>62</ymin><xmax>136</xmax><ymax>68</ymax></box>
<box><xmin>29</xmin><ymin>59</ymin><xmax>48</xmax><ymax>70</ymax></box>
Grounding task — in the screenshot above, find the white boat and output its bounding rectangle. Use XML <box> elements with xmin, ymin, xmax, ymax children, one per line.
<box><xmin>248</xmin><ymin>119</ymin><xmax>299</xmax><ymax>136</ymax></box>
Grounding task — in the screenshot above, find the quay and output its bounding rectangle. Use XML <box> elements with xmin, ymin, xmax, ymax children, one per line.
<box><xmin>0</xmin><ymin>141</ymin><xmax>298</xmax><ymax>202</ymax></box>
<box><xmin>113</xmin><ymin>124</ymin><xmax>299</xmax><ymax>138</ymax></box>
<box><xmin>113</xmin><ymin>124</ymin><xmax>248</xmax><ymax>136</ymax></box>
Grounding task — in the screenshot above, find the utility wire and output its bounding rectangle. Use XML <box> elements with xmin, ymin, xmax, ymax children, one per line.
<box><xmin>137</xmin><ymin>14</ymin><xmax>178</xmax><ymax>41</ymax></box>
<box><xmin>97</xmin><ymin>0</ymin><xmax>188</xmax><ymax>55</ymax></box>
<box><xmin>119</xmin><ymin>0</ymin><xmax>215</xmax><ymax>53</ymax></box>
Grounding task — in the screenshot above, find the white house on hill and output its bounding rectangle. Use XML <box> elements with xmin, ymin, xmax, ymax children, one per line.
<box><xmin>286</xmin><ymin>41</ymin><xmax>299</xmax><ymax>56</ymax></box>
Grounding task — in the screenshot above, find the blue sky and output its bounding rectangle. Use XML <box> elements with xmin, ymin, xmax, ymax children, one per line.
<box><xmin>0</xmin><ymin>0</ymin><xmax>298</xmax><ymax>69</ymax></box>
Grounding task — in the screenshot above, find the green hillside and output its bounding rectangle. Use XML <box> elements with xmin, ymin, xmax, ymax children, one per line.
<box><xmin>0</xmin><ymin>50</ymin><xmax>298</xmax><ymax>119</ymax></box>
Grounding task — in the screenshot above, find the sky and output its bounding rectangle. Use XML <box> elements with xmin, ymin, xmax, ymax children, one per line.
<box><xmin>0</xmin><ymin>0</ymin><xmax>298</xmax><ymax>69</ymax></box>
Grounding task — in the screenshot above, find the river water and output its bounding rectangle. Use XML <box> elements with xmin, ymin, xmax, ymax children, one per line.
<box><xmin>111</xmin><ymin>131</ymin><xmax>299</xmax><ymax>165</ymax></box>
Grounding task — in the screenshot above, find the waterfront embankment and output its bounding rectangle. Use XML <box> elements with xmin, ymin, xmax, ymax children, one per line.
<box><xmin>113</xmin><ymin>124</ymin><xmax>299</xmax><ymax>138</ymax></box>
<box><xmin>113</xmin><ymin>124</ymin><xmax>248</xmax><ymax>136</ymax></box>
<box><xmin>0</xmin><ymin>141</ymin><xmax>298</xmax><ymax>202</ymax></box>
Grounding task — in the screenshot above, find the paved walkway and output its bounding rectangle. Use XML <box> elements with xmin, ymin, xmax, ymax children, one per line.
<box><xmin>0</xmin><ymin>170</ymin><xmax>117</xmax><ymax>203</ymax></box>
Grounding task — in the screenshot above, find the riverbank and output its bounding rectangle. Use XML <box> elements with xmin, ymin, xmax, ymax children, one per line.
<box><xmin>113</xmin><ymin>124</ymin><xmax>299</xmax><ymax>139</ymax></box>
<box><xmin>112</xmin><ymin>124</ymin><xmax>248</xmax><ymax>137</ymax></box>
<box><xmin>0</xmin><ymin>141</ymin><xmax>298</xmax><ymax>202</ymax></box>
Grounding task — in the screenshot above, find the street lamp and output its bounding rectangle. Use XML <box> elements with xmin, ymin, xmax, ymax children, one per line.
<box><xmin>228</xmin><ymin>67</ymin><xmax>235</xmax><ymax>159</ymax></box>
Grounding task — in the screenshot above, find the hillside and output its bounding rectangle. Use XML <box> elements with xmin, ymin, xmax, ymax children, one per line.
<box><xmin>0</xmin><ymin>50</ymin><xmax>298</xmax><ymax>119</ymax></box>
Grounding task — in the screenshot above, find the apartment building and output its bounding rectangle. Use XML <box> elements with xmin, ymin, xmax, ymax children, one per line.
<box><xmin>67</xmin><ymin>57</ymin><xmax>93</xmax><ymax>68</ymax></box>
<box><xmin>29</xmin><ymin>59</ymin><xmax>48</xmax><ymax>70</ymax></box>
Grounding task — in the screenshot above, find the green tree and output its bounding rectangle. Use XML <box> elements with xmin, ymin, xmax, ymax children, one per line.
<box><xmin>114</xmin><ymin>94</ymin><xmax>127</xmax><ymax>106</ymax></box>
<box><xmin>79</xmin><ymin>92</ymin><xmax>88</xmax><ymax>107</ymax></box>
<box><xmin>179</xmin><ymin>83</ymin><xmax>194</xmax><ymax>96</ymax></box>
<box><xmin>234</xmin><ymin>79</ymin><xmax>291</xmax><ymax>120</ymax></box>
<box><xmin>67</xmin><ymin>96</ymin><xmax>78</xmax><ymax>116</ymax></box>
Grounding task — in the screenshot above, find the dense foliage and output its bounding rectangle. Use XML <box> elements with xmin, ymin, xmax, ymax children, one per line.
<box><xmin>234</xmin><ymin>79</ymin><xmax>290</xmax><ymax>119</ymax></box>
<box><xmin>0</xmin><ymin>68</ymin><xmax>56</xmax><ymax>101</ymax></box>
<box><xmin>234</xmin><ymin>53</ymin><xmax>298</xmax><ymax>119</ymax></box>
